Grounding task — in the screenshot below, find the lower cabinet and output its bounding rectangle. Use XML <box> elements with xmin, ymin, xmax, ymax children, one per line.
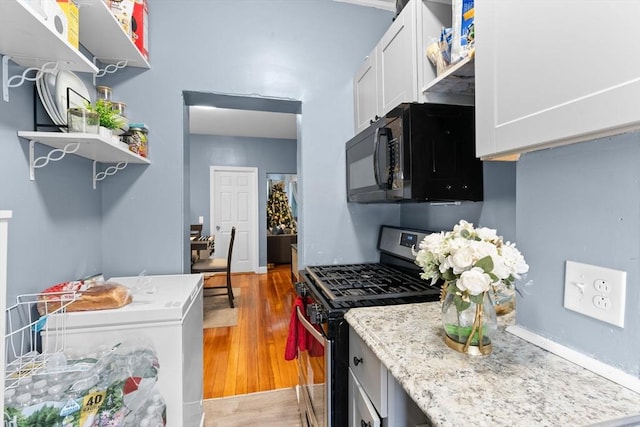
<box><xmin>349</xmin><ymin>327</ymin><xmax>430</xmax><ymax>427</ymax></box>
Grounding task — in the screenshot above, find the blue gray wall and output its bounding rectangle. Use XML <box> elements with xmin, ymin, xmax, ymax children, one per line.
<box><xmin>400</xmin><ymin>161</ymin><xmax>516</xmax><ymax>241</ymax></box>
<box><xmin>189</xmin><ymin>134</ymin><xmax>297</xmax><ymax>267</ymax></box>
<box><xmin>516</xmin><ymin>133</ymin><xmax>640</xmax><ymax>376</ymax></box>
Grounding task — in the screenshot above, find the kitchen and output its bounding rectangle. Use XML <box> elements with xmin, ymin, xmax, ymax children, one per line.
<box><xmin>1</xmin><ymin>0</ymin><xmax>640</xmax><ymax>426</ymax></box>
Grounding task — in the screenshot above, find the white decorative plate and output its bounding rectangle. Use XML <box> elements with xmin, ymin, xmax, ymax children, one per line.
<box><xmin>36</xmin><ymin>71</ymin><xmax>64</xmax><ymax>126</ymax></box>
<box><xmin>54</xmin><ymin>70</ymin><xmax>91</xmax><ymax>125</ymax></box>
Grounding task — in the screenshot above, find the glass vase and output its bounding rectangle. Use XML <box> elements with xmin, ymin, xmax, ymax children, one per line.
<box><xmin>492</xmin><ymin>281</ymin><xmax>515</xmax><ymax>316</ymax></box>
<box><xmin>441</xmin><ymin>290</ymin><xmax>497</xmax><ymax>355</ymax></box>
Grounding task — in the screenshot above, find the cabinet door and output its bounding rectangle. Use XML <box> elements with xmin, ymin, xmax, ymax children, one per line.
<box><xmin>348</xmin><ymin>369</ymin><xmax>382</xmax><ymax>427</ymax></box>
<box><xmin>354</xmin><ymin>49</ymin><xmax>380</xmax><ymax>134</ymax></box>
<box><xmin>476</xmin><ymin>0</ymin><xmax>640</xmax><ymax>159</ymax></box>
<box><xmin>378</xmin><ymin>1</ymin><xmax>419</xmax><ymax>115</ymax></box>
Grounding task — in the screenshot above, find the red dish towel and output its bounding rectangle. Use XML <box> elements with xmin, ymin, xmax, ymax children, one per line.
<box><xmin>284</xmin><ymin>296</ymin><xmax>326</xmax><ymax>360</ymax></box>
<box><xmin>285</xmin><ymin>296</ymin><xmax>306</xmax><ymax>360</ymax></box>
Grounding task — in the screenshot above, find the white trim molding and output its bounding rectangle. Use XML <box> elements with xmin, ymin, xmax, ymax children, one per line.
<box><xmin>507</xmin><ymin>325</ymin><xmax>640</xmax><ymax>394</ymax></box>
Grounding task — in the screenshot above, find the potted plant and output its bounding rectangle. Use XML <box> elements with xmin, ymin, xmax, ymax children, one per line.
<box><xmin>86</xmin><ymin>99</ymin><xmax>125</xmax><ymax>137</ymax></box>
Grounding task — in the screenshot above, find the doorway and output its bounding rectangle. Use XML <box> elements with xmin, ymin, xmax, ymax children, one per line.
<box><xmin>266</xmin><ymin>173</ymin><xmax>298</xmax><ymax>265</ymax></box>
<box><xmin>184</xmin><ymin>91</ymin><xmax>301</xmax><ymax>272</ymax></box>
<box><xmin>210</xmin><ymin>166</ymin><xmax>258</xmax><ymax>273</ymax></box>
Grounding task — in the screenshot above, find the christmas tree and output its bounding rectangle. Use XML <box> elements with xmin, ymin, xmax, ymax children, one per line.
<box><xmin>267</xmin><ymin>181</ymin><xmax>297</xmax><ymax>234</ymax></box>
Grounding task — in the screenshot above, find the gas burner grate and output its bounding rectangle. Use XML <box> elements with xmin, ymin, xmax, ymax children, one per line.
<box><xmin>305</xmin><ymin>263</ymin><xmax>439</xmax><ymax>303</ymax></box>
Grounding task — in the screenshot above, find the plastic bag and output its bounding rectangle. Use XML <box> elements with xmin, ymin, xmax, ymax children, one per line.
<box><xmin>4</xmin><ymin>338</ymin><xmax>166</xmax><ymax>427</ymax></box>
<box><xmin>450</xmin><ymin>0</ymin><xmax>475</xmax><ymax>64</ymax></box>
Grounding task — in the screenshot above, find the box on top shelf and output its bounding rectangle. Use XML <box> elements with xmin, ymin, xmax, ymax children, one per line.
<box><xmin>132</xmin><ymin>0</ymin><xmax>148</xmax><ymax>60</ymax></box>
<box><xmin>108</xmin><ymin>0</ymin><xmax>149</xmax><ymax>60</ymax></box>
<box><xmin>56</xmin><ymin>0</ymin><xmax>79</xmax><ymax>49</ymax></box>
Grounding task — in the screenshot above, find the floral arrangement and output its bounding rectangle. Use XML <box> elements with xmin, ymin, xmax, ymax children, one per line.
<box><xmin>414</xmin><ymin>220</ymin><xmax>529</xmax><ymax>311</ymax></box>
<box><xmin>414</xmin><ymin>220</ymin><xmax>528</xmax><ymax>354</ymax></box>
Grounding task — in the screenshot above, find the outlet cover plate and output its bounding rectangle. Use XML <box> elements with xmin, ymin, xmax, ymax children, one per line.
<box><xmin>564</xmin><ymin>260</ymin><xmax>626</xmax><ymax>327</ymax></box>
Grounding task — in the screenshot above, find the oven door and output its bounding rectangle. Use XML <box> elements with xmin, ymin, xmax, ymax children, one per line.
<box><xmin>296</xmin><ymin>305</ymin><xmax>330</xmax><ymax>427</ymax></box>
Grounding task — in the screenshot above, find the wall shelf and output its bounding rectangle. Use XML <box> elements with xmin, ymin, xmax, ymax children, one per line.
<box><xmin>18</xmin><ymin>131</ymin><xmax>150</xmax><ymax>188</ymax></box>
<box><xmin>0</xmin><ymin>1</ymin><xmax>98</xmax><ymax>74</ymax></box>
<box><xmin>421</xmin><ymin>54</ymin><xmax>474</xmax><ymax>96</ymax></box>
<box><xmin>76</xmin><ymin>0</ymin><xmax>150</xmax><ymax>69</ymax></box>
<box><xmin>1</xmin><ymin>0</ymin><xmax>150</xmax><ymax>101</ymax></box>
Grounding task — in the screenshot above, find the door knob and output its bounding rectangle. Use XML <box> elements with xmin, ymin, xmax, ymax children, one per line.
<box><xmin>216</xmin><ymin>225</ymin><xmax>221</xmax><ymax>231</ymax></box>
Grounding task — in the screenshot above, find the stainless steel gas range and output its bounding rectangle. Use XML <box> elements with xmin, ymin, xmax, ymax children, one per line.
<box><xmin>294</xmin><ymin>225</ymin><xmax>442</xmax><ymax>427</ymax></box>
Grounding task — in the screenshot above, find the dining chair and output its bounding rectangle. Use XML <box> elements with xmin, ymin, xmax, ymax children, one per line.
<box><xmin>191</xmin><ymin>226</ymin><xmax>236</xmax><ymax>308</ymax></box>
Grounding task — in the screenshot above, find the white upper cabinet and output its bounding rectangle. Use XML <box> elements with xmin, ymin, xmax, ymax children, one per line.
<box><xmin>378</xmin><ymin>4</ymin><xmax>418</xmax><ymax>115</ymax></box>
<box><xmin>353</xmin><ymin>0</ymin><xmax>420</xmax><ymax>133</ymax></box>
<box><xmin>354</xmin><ymin>50</ymin><xmax>380</xmax><ymax>133</ymax></box>
<box><xmin>475</xmin><ymin>0</ymin><xmax>640</xmax><ymax>159</ymax></box>
<box><xmin>353</xmin><ymin>0</ymin><xmax>472</xmax><ymax>133</ymax></box>
<box><xmin>418</xmin><ymin>0</ymin><xmax>475</xmax><ymax>105</ymax></box>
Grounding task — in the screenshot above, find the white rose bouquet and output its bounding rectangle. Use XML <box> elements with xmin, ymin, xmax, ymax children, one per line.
<box><xmin>414</xmin><ymin>220</ymin><xmax>528</xmax><ymax>354</ymax></box>
<box><xmin>414</xmin><ymin>220</ymin><xmax>529</xmax><ymax>313</ymax></box>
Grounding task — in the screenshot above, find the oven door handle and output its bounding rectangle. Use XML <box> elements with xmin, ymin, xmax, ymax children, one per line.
<box><xmin>296</xmin><ymin>306</ymin><xmax>326</xmax><ymax>346</ymax></box>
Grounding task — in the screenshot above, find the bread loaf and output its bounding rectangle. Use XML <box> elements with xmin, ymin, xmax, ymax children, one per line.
<box><xmin>38</xmin><ymin>282</ymin><xmax>132</xmax><ymax>315</ymax></box>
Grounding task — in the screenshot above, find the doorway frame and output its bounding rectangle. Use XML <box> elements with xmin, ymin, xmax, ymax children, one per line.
<box><xmin>210</xmin><ymin>166</ymin><xmax>260</xmax><ymax>273</ymax></box>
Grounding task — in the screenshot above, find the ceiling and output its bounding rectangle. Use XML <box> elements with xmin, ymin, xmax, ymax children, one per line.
<box><xmin>189</xmin><ymin>106</ymin><xmax>297</xmax><ymax>140</ymax></box>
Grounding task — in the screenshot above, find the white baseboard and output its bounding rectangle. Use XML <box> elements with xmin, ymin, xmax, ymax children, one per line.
<box><xmin>506</xmin><ymin>324</ymin><xmax>640</xmax><ymax>394</ymax></box>
<box><xmin>257</xmin><ymin>266</ymin><xmax>267</xmax><ymax>274</ymax></box>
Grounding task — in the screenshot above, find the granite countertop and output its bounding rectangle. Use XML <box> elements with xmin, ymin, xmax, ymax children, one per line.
<box><xmin>345</xmin><ymin>302</ymin><xmax>640</xmax><ymax>427</ymax></box>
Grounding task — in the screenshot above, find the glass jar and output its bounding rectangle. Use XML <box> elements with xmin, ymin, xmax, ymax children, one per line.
<box><xmin>96</xmin><ymin>85</ymin><xmax>112</xmax><ymax>101</ymax></box>
<box><xmin>111</xmin><ymin>101</ymin><xmax>127</xmax><ymax>118</ymax></box>
<box><xmin>127</xmin><ymin>124</ymin><xmax>148</xmax><ymax>158</ymax></box>
<box><xmin>67</xmin><ymin>108</ymin><xmax>99</xmax><ymax>133</ymax></box>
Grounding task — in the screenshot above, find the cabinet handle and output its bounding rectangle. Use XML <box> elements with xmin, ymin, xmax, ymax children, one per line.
<box><xmin>353</xmin><ymin>356</ymin><xmax>363</xmax><ymax>366</ymax></box>
<box><xmin>361</xmin><ymin>420</ymin><xmax>372</xmax><ymax>427</ymax></box>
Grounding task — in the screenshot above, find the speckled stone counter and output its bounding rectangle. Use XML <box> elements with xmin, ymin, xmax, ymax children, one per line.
<box><xmin>345</xmin><ymin>302</ymin><xmax>640</xmax><ymax>427</ymax></box>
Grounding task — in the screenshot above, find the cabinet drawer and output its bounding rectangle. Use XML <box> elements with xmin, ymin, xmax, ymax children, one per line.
<box><xmin>349</xmin><ymin>328</ymin><xmax>388</xmax><ymax>417</ymax></box>
<box><xmin>349</xmin><ymin>369</ymin><xmax>382</xmax><ymax>427</ymax></box>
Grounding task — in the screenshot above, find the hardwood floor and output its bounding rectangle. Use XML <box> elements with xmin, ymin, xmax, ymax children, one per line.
<box><xmin>202</xmin><ymin>264</ymin><xmax>300</xmax><ymax>398</ymax></box>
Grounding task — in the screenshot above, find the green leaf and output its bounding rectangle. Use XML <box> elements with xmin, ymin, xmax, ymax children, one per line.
<box><xmin>469</xmin><ymin>293</ymin><xmax>485</xmax><ymax>305</ymax></box>
<box><xmin>444</xmin><ymin>323</ymin><xmax>490</xmax><ymax>345</ymax></box>
<box><xmin>442</xmin><ymin>269</ymin><xmax>456</xmax><ymax>281</ymax></box>
<box><xmin>453</xmin><ymin>295</ymin><xmax>470</xmax><ymax>312</ymax></box>
<box><xmin>475</xmin><ymin>255</ymin><xmax>494</xmax><ymax>273</ymax></box>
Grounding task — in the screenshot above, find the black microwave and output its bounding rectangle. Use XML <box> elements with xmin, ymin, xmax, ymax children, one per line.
<box><xmin>346</xmin><ymin>102</ymin><xmax>483</xmax><ymax>203</ymax></box>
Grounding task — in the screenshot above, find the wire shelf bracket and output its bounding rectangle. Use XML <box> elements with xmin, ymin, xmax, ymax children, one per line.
<box><xmin>93</xmin><ymin>160</ymin><xmax>127</xmax><ymax>189</ymax></box>
<box><xmin>92</xmin><ymin>57</ymin><xmax>128</xmax><ymax>85</ymax></box>
<box><xmin>2</xmin><ymin>56</ymin><xmax>59</xmax><ymax>102</ymax></box>
<box><xmin>29</xmin><ymin>140</ymin><xmax>80</xmax><ymax>181</ymax></box>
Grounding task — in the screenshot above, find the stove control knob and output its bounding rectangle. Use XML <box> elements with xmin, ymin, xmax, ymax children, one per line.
<box><xmin>307</xmin><ymin>303</ymin><xmax>325</xmax><ymax>324</ymax></box>
<box><xmin>295</xmin><ymin>282</ymin><xmax>308</xmax><ymax>297</ymax></box>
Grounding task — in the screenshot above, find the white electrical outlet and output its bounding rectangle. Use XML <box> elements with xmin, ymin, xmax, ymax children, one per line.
<box><xmin>198</xmin><ymin>216</ymin><xmax>204</xmax><ymax>224</ymax></box>
<box><xmin>564</xmin><ymin>260</ymin><xmax>626</xmax><ymax>327</ymax></box>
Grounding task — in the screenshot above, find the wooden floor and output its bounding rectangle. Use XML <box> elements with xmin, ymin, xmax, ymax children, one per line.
<box><xmin>202</xmin><ymin>264</ymin><xmax>300</xmax><ymax>398</ymax></box>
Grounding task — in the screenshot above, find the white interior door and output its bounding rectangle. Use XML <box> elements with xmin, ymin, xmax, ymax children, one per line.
<box><xmin>210</xmin><ymin>167</ymin><xmax>258</xmax><ymax>273</ymax></box>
